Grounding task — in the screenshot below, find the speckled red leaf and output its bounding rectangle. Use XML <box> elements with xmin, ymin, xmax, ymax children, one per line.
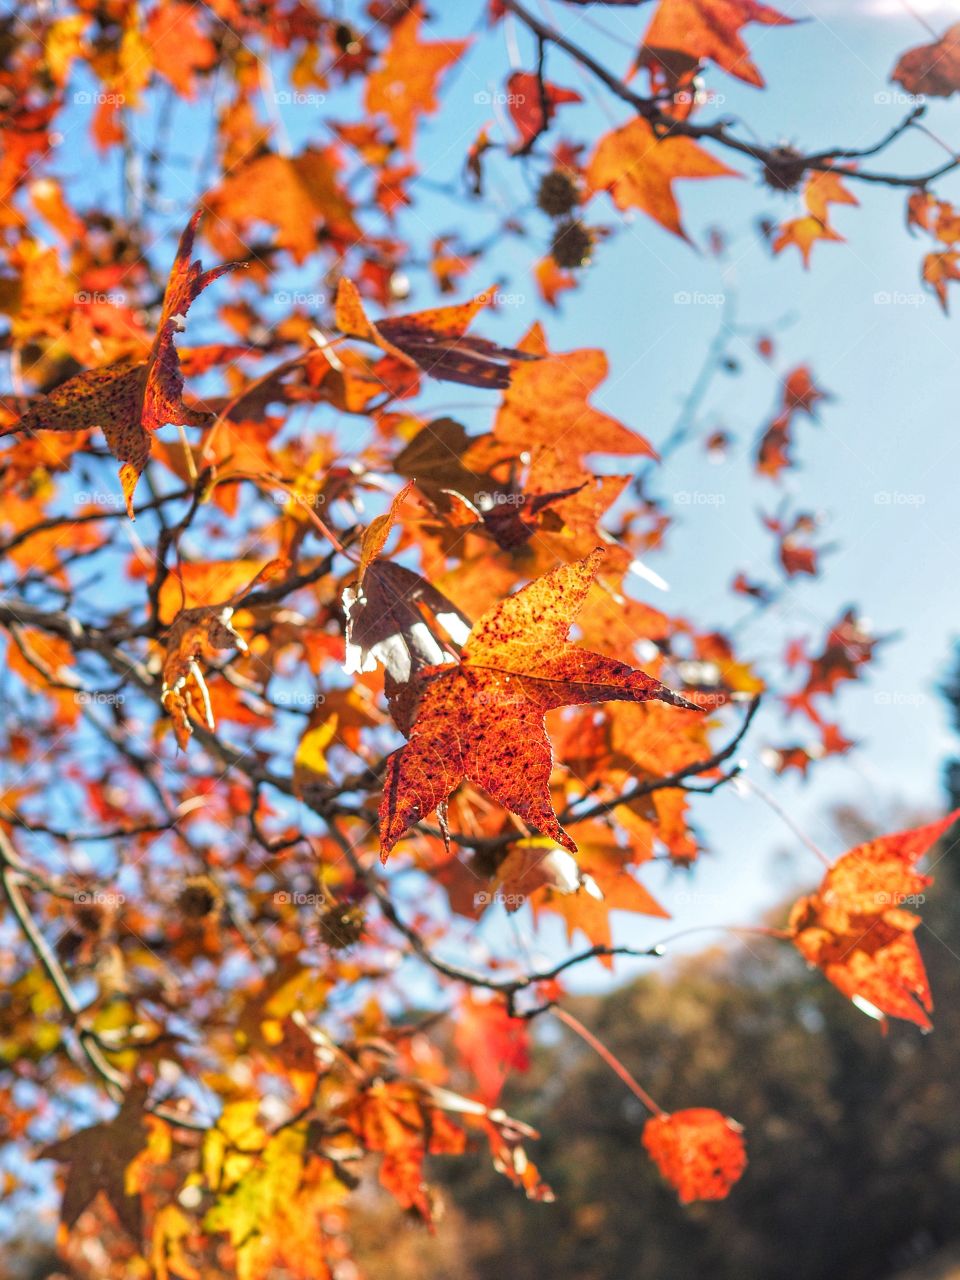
<box><xmin>642</xmin><ymin>1108</ymin><xmax>747</xmax><ymax>1203</ymax></box>
<box><xmin>789</xmin><ymin>811</ymin><xmax>960</xmax><ymax>1028</ymax></box>
<box><xmin>379</xmin><ymin>549</ymin><xmax>698</xmax><ymax>858</ymax></box>
<box><xmin>13</xmin><ymin>211</ymin><xmax>243</xmax><ymax>515</ymax></box>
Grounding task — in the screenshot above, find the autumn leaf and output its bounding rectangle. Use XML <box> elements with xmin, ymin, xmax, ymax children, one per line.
<box><xmin>788</xmin><ymin>811</ymin><xmax>960</xmax><ymax>1028</ymax></box>
<box><xmin>144</xmin><ymin>1</ymin><xmax>216</xmax><ymax>99</ymax></box>
<box><xmin>379</xmin><ymin>549</ymin><xmax>698</xmax><ymax>858</ymax></box>
<box><xmin>342</xmin><ymin>1081</ymin><xmax>466</xmax><ymax>1220</ymax></box>
<box><xmin>587</xmin><ymin>117</ymin><xmax>738</xmax><ymax>239</ymax></box>
<box><xmin>923</xmin><ymin>250</ymin><xmax>960</xmax><ymax>312</ymax></box>
<box><xmin>773</xmin><ymin>171</ymin><xmax>858</xmax><ymax>267</ymax></box>
<box><xmin>642</xmin><ymin>1108</ymin><xmax>747</xmax><ymax>1203</ymax></box>
<box><xmin>892</xmin><ymin>22</ymin><xmax>960</xmax><ymax>98</ymax></box>
<box><xmin>454</xmin><ymin>994</ymin><xmax>531</xmax><ymax>1105</ymax></box>
<box><xmin>206</xmin><ymin>148</ymin><xmax>359</xmax><ymax>264</ymax></box>
<box><xmin>41</xmin><ymin>1082</ymin><xmax>150</xmax><ymax>1239</ymax></box>
<box><xmin>506</xmin><ymin>71</ymin><xmax>582</xmax><ymax>149</ymax></box>
<box><xmin>640</xmin><ymin>0</ymin><xmax>794</xmax><ymax>88</ymax></box>
<box><xmin>494</xmin><ymin>323</ymin><xmax>656</xmax><ymax>487</ymax></box>
<box><xmin>365</xmin><ymin>8</ymin><xmax>469</xmax><ymax>151</ymax></box>
<box><xmin>335</xmin><ymin>277</ymin><xmax>538</xmax><ymax>388</ymax></box>
<box><xmin>12</xmin><ymin>211</ymin><xmax>243</xmax><ymax>515</ymax></box>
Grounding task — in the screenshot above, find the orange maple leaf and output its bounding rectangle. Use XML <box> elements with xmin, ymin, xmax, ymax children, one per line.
<box><xmin>587</xmin><ymin>117</ymin><xmax>738</xmax><ymax>240</ymax></box>
<box><xmin>788</xmin><ymin>811</ymin><xmax>960</xmax><ymax>1029</ymax></box>
<box><xmin>379</xmin><ymin>549</ymin><xmax>697</xmax><ymax>858</ymax></box>
<box><xmin>773</xmin><ymin>171</ymin><xmax>858</xmax><ymax>267</ymax></box>
<box><xmin>12</xmin><ymin>212</ymin><xmax>243</xmax><ymax>516</ymax></box>
<box><xmin>494</xmin><ymin>323</ymin><xmax>656</xmax><ymax>488</ymax></box>
<box><xmin>144</xmin><ymin>2</ymin><xmax>216</xmax><ymax>99</ymax></box>
<box><xmin>365</xmin><ymin>8</ymin><xmax>469</xmax><ymax>151</ymax></box>
<box><xmin>640</xmin><ymin>0</ymin><xmax>794</xmax><ymax>89</ymax></box>
<box><xmin>643</xmin><ymin>1108</ymin><xmax>747</xmax><ymax>1203</ymax></box>
<box><xmin>923</xmin><ymin>250</ymin><xmax>960</xmax><ymax>312</ymax></box>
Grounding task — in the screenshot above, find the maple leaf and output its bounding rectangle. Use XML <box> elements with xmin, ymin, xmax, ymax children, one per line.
<box><xmin>892</xmin><ymin>22</ymin><xmax>960</xmax><ymax>98</ymax></box>
<box><xmin>642</xmin><ymin>1108</ymin><xmax>747</xmax><ymax>1203</ymax></box>
<box><xmin>773</xmin><ymin>171</ymin><xmax>858</xmax><ymax>267</ymax></box>
<box><xmin>206</xmin><ymin>147</ymin><xmax>359</xmax><ymax>264</ymax></box>
<box><xmin>335</xmin><ymin>277</ymin><xmax>539</xmax><ymax>389</ymax></box>
<box><xmin>41</xmin><ymin>1082</ymin><xmax>149</xmax><ymax>1240</ymax></box>
<box><xmin>454</xmin><ymin>994</ymin><xmax>531</xmax><ymax>1105</ymax></box>
<box><xmin>494</xmin><ymin>323</ymin><xmax>656</xmax><ymax>487</ymax></box>
<box><xmin>587</xmin><ymin>117</ymin><xmax>738</xmax><ymax>240</ymax></box>
<box><xmin>342</xmin><ymin>1081</ymin><xmax>467</xmax><ymax>1220</ymax></box>
<box><xmin>788</xmin><ymin>811</ymin><xmax>959</xmax><ymax>1029</ymax></box>
<box><xmin>923</xmin><ymin>250</ymin><xmax>960</xmax><ymax>312</ymax></box>
<box><xmin>640</xmin><ymin>0</ymin><xmax>794</xmax><ymax>89</ymax></box>
<box><xmin>506</xmin><ymin>71</ymin><xmax>582</xmax><ymax>149</ymax></box>
<box><xmin>144</xmin><ymin>2</ymin><xmax>216</xmax><ymax>99</ymax></box>
<box><xmin>379</xmin><ymin>550</ymin><xmax>698</xmax><ymax>858</ymax></box>
<box><xmin>365</xmin><ymin>8</ymin><xmax>469</xmax><ymax>151</ymax></box>
<box><xmin>12</xmin><ymin>212</ymin><xmax>243</xmax><ymax>516</ymax></box>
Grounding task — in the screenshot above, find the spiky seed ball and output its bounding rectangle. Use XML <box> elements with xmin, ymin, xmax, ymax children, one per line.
<box><xmin>551</xmin><ymin>218</ymin><xmax>594</xmax><ymax>269</ymax></box>
<box><xmin>761</xmin><ymin>146</ymin><xmax>806</xmax><ymax>193</ymax></box>
<box><xmin>176</xmin><ymin>875</ymin><xmax>221</xmax><ymax>920</ymax></box>
<box><xmin>317</xmin><ymin>902</ymin><xmax>365</xmax><ymax>949</ymax></box>
<box><xmin>536</xmin><ymin>169</ymin><xmax>580</xmax><ymax>218</ymax></box>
